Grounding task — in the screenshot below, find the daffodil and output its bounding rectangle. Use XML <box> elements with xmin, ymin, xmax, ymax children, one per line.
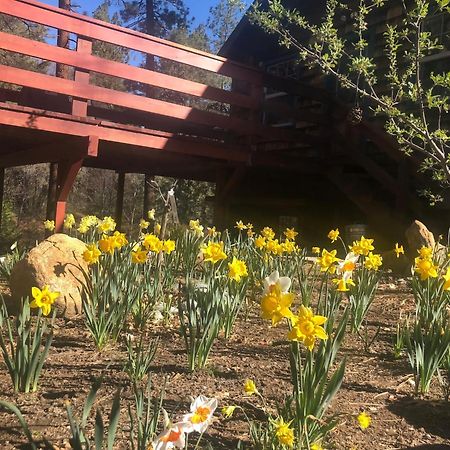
<box><xmin>415</xmin><ymin>256</ymin><xmax>438</xmax><ymax>280</ymax></box>
<box><xmin>284</xmin><ymin>228</ymin><xmax>298</xmax><ymax>240</ymax></box>
<box><xmin>152</xmin><ymin>422</ymin><xmax>188</xmax><ymax>450</ymax></box>
<box><xmin>327</xmin><ymin>228</ymin><xmax>339</xmax><ymax>242</ymax></box>
<box><xmin>63</xmin><ymin>213</ymin><xmax>75</xmax><ymax>229</ymax></box>
<box><xmin>98</xmin><ymin>236</ymin><xmax>115</xmax><ymax>254</ymax></box>
<box><xmin>221</xmin><ymin>405</ymin><xmax>237</xmax><ymax>418</ymax></box>
<box><xmin>311</xmin><ymin>443</ymin><xmax>325</xmax><ymax>450</ymax></box>
<box><xmin>30</xmin><ymin>285</ymin><xmax>60</xmax><ymax>316</ymax></box>
<box><xmin>394</xmin><ymin>243</ymin><xmax>404</xmax><ymax>258</ymax></box>
<box><xmin>43</xmin><ymin>220</ymin><xmax>55</xmax><ymax>231</ymax></box>
<box><xmin>357</xmin><ymin>411</ymin><xmax>371</xmax><ymax>430</ymax></box>
<box><xmin>131</xmin><ymin>248</ymin><xmax>148</xmax><ymax>264</ymax></box>
<box><xmin>337</xmin><ymin>252</ymin><xmax>359</xmax><ymax>279</ymax></box>
<box><xmin>261</xmin><ymin>226</ymin><xmax>275</xmax><ymax>240</ymax></box>
<box><xmin>255</xmin><ymin>235</ymin><xmax>266</xmax><ymax>249</ymax></box>
<box><xmin>183</xmin><ymin>395</ymin><xmax>217</xmax><ymax>433</ymax></box>
<box><xmin>332</xmin><ymin>277</ymin><xmax>356</xmax><ymax>292</ymax></box>
<box><xmin>154</xmin><ymin>223</ymin><xmax>162</xmax><ymax>234</ymax></box>
<box><xmin>272</xmin><ymin>417</ymin><xmax>295</xmax><ymax>448</ymax></box>
<box><xmin>201</xmin><ymin>241</ymin><xmax>227</xmax><ymax>264</ymax></box>
<box><xmin>189</xmin><ymin>219</ymin><xmax>204</xmax><ymax>236</ymax></box>
<box><xmin>228</xmin><ymin>257</ymin><xmax>248</xmax><ymax>282</ymax></box>
<box><xmin>162</xmin><ymin>240</ymin><xmax>176</xmax><ymax>254</ymax></box>
<box><xmin>235</xmin><ymin>220</ymin><xmax>247</xmax><ymax>231</ymax></box>
<box><xmin>143</xmin><ymin>234</ymin><xmax>163</xmax><ymax>252</ymax></box>
<box><xmin>287</xmin><ymin>305</ymin><xmax>328</xmax><ymax>350</ymax></box>
<box><xmin>207</xmin><ymin>226</ymin><xmax>217</xmax><ymax>237</ymax></box>
<box><xmin>244</xmin><ymin>379</ymin><xmax>258</xmax><ymax>395</ymax></box>
<box><xmin>261</xmin><ymin>271</ymin><xmax>294</xmax><ymax>325</ymax></box>
<box><xmin>418</xmin><ymin>246</ymin><xmax>433</xmax><ymax>259</ymax></box>
<box><xmin>316</xmin><ymin>249</ymin><xmax>340</xmax><ymax>272</ymax></box>
<box><xmin>139</xmin><ymin>218</ymin><xmax>150</xmax><ymax>230</ymax></box>
<box><xmin>112</xmin><ymin>230</ymin><xmax>128</xmax><ymax>249</ymax></box>
<box><xmin>443</xmin><ymin>267</ymin><xmax>450</xmax><ymax>290</ymax></box>
<box><xmin>364</xmin><ymin>252</ymin><xmax>383</xmax><ymax>271</ymax></box>
<box><xmin>97</xmin><ymin>216</ymin><xmax>116</xmax><ymax>233</ymax></box>
<box><xmin>83</xmin><ymin>244</ymin><xmax>101</xmax><ymax>265</ymax></box>
<box><xmin>350</xmin><ymin>236</ymin><xmax>374</xmax><ymax>256</ymax></box>
<box><xmin>312</xmin><ymin>246</ymin><xmax>321</xmax><ymax>255</ymax></box>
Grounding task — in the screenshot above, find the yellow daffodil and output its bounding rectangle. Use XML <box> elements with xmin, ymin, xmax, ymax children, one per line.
<box><xmin>364</xmin><ymin>252</ymin><xmax>383</xmax><ymax>271</ymax></box>
<box><xmin>43</xmin><ymin>220</ymin><xmax>55</xmax><ymax>231</ymax></box>
<box><xmin>261</xmin><ymin>271</ymin><xmax>294</xmax><ymax>325</ymax></box>
<box><xmin>30</xmin><ymin>285</ymin><xmax>60</xmax><ymax>316</ymax></box>
<box><xmin>255</xmin><ymin>235</ymin><xmax>266</xmax><ymax>249</ymax></box>
<box><xmin>284</xmin><ymin>228</ymin><xmax>298</xmax><ymax>240</ymax></box>
<box><xmin>443</xmin><ymin>267</ymin><xmax>450</xmax><ymax>290</ymax></box>
<box><xmin>235</xmin><ymin>220</ymin><xmax>247</xmax><ymax>231</ymax></box>
<box><xmin>154</xmin><ymin>223</ymin><xmax>162</xmax><ymax>234</ymax></box>
<box><xmin>207</xmin><ymin>226</ymin><xmax>217</xmax><ymax>237</ymax></box>
<box><xmin>78</xmin><ymin>215</ymin><xmax>97</xmax><ymax>233</ymax></box>
<box><xmin>350</xmin><ymin>236</ymin><xmax>374</xmax><ymax>256</ymax></box>
<box><xmin>418</xmin><ymin>246</ymin><xmax>433</xmax><ymax>259</ymax></box>
<box><xmin>147</xmin><ymin>209</ymin><xmax>156</xmax><ymax>220</ymax></box>
<box><xmin>247</xmin><ymin>228</ymin><xmax>255</xmax><ymax>238</ymax></box>
<box><xmin>316</xmin><ymin>249</ymin><xmax>340</xmax><ymax>272</ymax></box>
<box><xmin>162</xmin><ymin>240</ymin><xmax>175</xmax><ymax>254</ymax></box>
<box><xmin>357</xmin><ymin>411</ymin><xmax>371</xmax><ymax>430</ymax></box>
<box><xmin>272</xmin><ymin>417</ymin><xmax>295</xmax><ymax>448</ymax></box>
<box><xmin>332</xmin><ymin>277</ymin><xmax>356</xmax><ymax>292</ymax></box>
<box><xmin>282</xmin><ymin>239</ymin><xmax>296</xmax><ymax>254</ymax></box>
<box><xmin>261</xmin><ymin>227</ymin><xmax>275</xmax><ymax>240</ymax></box>
<box><xmin>221</xmin><ymin>405</ymin><xmax>237</xmax><ymax>418</ymax></box>
<box><xmin>201</xmin><ymin>241</ymin><xmax>227</xmax><ymax>264</ymax></box>
<box><xmin>266</xmin><ymin>238</ymin><xmax>281</xmax><ymax>255</ymax></box>
<box><xmin>311</xmin><ymin>443</ymin><xmax>324</xmax><ymax>450</ymax></box>
<box><xmin>244</xmin><ymin>379</ymin><xmax>258</xmax><ymax>395</ymax></box>
<box><xmin>228</xmin><ymin>257</ymin><xmax>248</xmax><ymax>282</ymax></box>
<box><xmin>131</xmin><ymin>248</ymin><xmax>148</xmax><ymax>264</ymax></box>
<box><xmin>327</xmin><ymin>228</ymin><xmax>339</xmax><ymax>242</ymax></box>
<box><xmin>143</xmin><ymin>234</ymin><xmax>163</xmax><ymax>253</ymax></box>
<box><xmin>394</xmin><ymin>243</ymin><xmax>404</xmax><ymax>258</ymax></box>
<box><xmin>287</xmin><ymin>305</ymin><xmax>328</xmax><ymax>350</ymax></box>
<box><xmin>63</xmin><ymin>213</ymin><xmax>75</xmax><ymax>229</ymax></box>
<box><xmin>97</xmin><ymin>216</ymin><xmax>116</xmax><ymax>233</ymax></box>
<box><xmin>139</xmin><ymin>218</ymin><xmax>150</xmax><ymax>230</ymax></box>
<box><xmin>83</xmin><ymin>244</ymin><xmax>101</xmax><ymax>265</ymax></box>
<box><xmin>312</xmin><ymin>246</ymin><xmax>321</xmax><ymax>255</ymax></box>
<box><xmin>112</xmin><ymin>231</ymin><xmax>128</xmax><ymax>249</ymax></box>
<box><xmin>189</xmin><ymin>219</ymin><xmax>204</xmax><ymax>236</ymax></box>
<box><xmin>415</xmin><ymin>256</ymin><xmax>438</xmax><ymax>280</ymax></box>
<box><xmin>98</xmin><ymin>236</ymin><xmax>116</xmax><ymax>254</ymax></box>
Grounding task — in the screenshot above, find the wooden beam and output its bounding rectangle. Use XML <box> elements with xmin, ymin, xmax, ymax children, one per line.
<box><xmin>0</xmin><ymin>135</ymin><xmax>98</xmax><ymax>167</ymax></box>
<box><xmin>0</xmin><ymin>31</ymin><xmax>258</xmax><ymax>110</ymax></box>
<box><xmin>72</xmin><ymin>36</ymin><xmax>92</xmax><ymax>117</ymax></box>
<box><xmin>0</xmin><ymin>103</ymin><xmax>248</xmax><ymax>162</ymax></box>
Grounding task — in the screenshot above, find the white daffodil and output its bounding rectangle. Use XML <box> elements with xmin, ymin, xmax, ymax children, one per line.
<box><xmin>336</xmin><ymin>252</ymin><xmax>359</xmax><ymax>281</ymax></box>
<box><xmin>152</xmin><ymin>422</ymin><xmax>189</xmax><ymax>450</ymax></box>
<box><xmin>183</xmin><ymin>395</ymin><xmax>218</xmax><ymax>433</ymax></box>
<box><xmin>263</xmin><ymin>270</ymin><xmax>291</xmax><ymax>294</ymax></box>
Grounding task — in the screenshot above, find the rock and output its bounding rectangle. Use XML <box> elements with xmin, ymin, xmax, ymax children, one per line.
<box><xmin>405</xmin><ymin>220</ymin><xmax>435</xmax><ymax>255</ymax></box>
<box><xmin>10</xmin><ymin>234</ymin><xmax>88</xmax><ymax>318</ymax></box>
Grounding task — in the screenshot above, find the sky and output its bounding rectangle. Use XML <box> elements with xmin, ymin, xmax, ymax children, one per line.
<box><xmin>40</xmin><ymin>0</ymin><xmax>252</xmax><ymax>28</ymax></box>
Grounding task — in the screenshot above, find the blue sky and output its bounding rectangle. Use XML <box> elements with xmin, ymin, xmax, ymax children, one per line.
<box><xmin>40</xmin><ymin>0</ymin><xmax>251</xmax><ymax>27</ymax></box>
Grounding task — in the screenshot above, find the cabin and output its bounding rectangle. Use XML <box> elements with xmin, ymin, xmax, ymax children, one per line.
<box><xmin>0</xmin><ymin>0</ymin><xmax>447</xmax><ymax>247</ymax></box>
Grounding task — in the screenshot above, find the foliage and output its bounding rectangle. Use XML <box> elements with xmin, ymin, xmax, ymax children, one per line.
<box><xmin>0</xmin><ymin>241</ymin><xmax>25</xmax><ymax>282</ymax></box>
<box><xmin>0</xmin><ymin>296</ymin><xmax>55</xmax><ymax>393</ymax></box>
<box><xmin>124</xmin><ymin>334</ymin><xmax>159</xmax><ymax>383</ymax></box>
<box><xmin>250</xmin><ymin>0</ymin><xmax>450</xmax><ymax>201</ymax></box>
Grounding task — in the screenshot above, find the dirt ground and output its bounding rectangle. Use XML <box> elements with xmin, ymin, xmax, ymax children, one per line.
<box><xmin>0</xmin><ymin>278</ymin><xmax>450</xmax><ymax>450</ymax></box>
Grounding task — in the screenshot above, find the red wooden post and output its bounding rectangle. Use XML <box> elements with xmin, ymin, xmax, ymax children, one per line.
<box><xmin>72</xmin><ymin>36</ymin><xmax>92</xmax><ymax>117</ymax></box>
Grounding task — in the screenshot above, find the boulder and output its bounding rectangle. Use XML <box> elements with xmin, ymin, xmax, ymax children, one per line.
<box><xmin>405</xmin><ymin>220</ymin><xmax>435</xmax><ymax>255</ymax></box>
<box><xmin>10</xmin><ymin>234</ymin><xmax>88</xmax><ymax>318</ymax></box>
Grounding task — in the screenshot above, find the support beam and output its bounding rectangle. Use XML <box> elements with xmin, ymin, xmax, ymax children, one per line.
<box><xmin>55</xmin><ymin>158</ymin><xmax>83</xmax><ymax>232</ymax></box>
<box><xmin>0</xmin><ymin>135</ymin><xmax>99</xmax><ymax>168</ymax></box>
<box><xmin>115</xmin><ymin>172</ymin><xmax>125</xmax><ymax>230</ymax></box>
<box><xmin>46</xmin><ymin>162</ymin><xmax>58</xmax><ymax>226</ymax></box>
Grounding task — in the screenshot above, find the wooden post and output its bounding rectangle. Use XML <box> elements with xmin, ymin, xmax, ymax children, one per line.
<box><xmin>55</xmin><ymin>159</ymin><xmax>83</xmax><ymax>232</ymax></box>
<box><xmin>46</xmin><ymin>162</ymin><xmax>58</xmax><ymax>224</ymax></box>
<box><xmin>115</xmin><ymin>172</ymin><xmax>125</xmax><ymax>230</ymax></box>
<box><xmin>72</xmin><ymin>36</ymin><xmax>92</xmax><ymax>117</ymax></box>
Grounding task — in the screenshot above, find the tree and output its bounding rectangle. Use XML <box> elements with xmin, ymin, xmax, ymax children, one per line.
<box><xmin>250</xmin><ymin>0</ymin><xmax>450</xmax><ymax>203</ymax></box>
<box><xmin>91</xmin><ymin>1</ymin><xmax>130</xmax><ymax>91</ymax></box>
<box><xmin>207</xmin><ymin>0</ymin><xmax>247</xmax><ymax>53</ymax></box>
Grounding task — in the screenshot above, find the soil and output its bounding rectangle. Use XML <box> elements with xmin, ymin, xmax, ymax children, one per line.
<box><xmin>1</xmin><ymin>278</ymin><xmax>450</xmax><ymax>450</ymax></box>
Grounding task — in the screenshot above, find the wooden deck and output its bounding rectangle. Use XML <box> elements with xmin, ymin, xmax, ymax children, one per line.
<box><xmin>0</xmin><ymin>0</ymin><xmax>425</xmax><ymax>234</ymax></box>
